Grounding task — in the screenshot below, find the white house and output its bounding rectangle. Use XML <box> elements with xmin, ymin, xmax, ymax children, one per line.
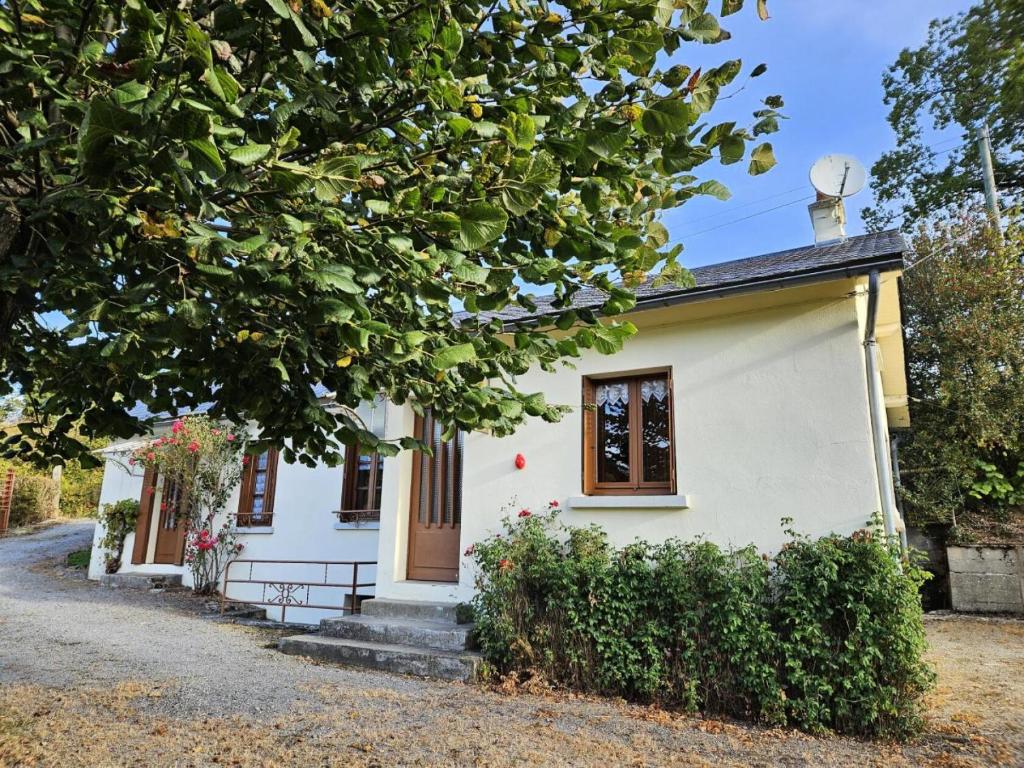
<box><xmin>89</xmin><ymin>228</ymin><xmax>910</xmax><ymax>628</ymax></box>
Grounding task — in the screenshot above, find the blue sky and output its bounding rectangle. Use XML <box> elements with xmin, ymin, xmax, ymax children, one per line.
<box><xmin>666</xmin><ymin>0</ymin><xmax>974</xmax><ymax>268</ymax></box>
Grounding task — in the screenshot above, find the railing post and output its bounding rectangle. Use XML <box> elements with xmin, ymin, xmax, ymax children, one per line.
<box><xmin>351</xmin><ymin>563</ymin><xmax>359</xmax><ymax>615</ymax></box>
<box><xmin>220</xmin><ymin>560</ymin><xmax>230</xmax><ymax>614</ymax></box>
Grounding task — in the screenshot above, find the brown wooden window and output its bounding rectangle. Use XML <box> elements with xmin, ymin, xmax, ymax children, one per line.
<box><xmin>582</xmin><ymin>370</ymin><xmax>675</xmax><ymax>495</ymax></box>
<box><xmin>237</xmin><ymin>449</ymin><xmax>278</xmax><ymax>527</ymax></box>
<box><xmin>339</xmin><ymin>446</ymin><xmax>384</xmax><ymax>524</ymax></box>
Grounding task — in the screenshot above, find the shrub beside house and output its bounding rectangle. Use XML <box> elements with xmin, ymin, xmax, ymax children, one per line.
<box><xmin>469</xmin><ymin>507</ymin><xmax>933</xmax><ymax>739</ymax></box>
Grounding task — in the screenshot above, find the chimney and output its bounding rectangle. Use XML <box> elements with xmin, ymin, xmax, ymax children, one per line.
<box><xmin>807</xmin><ymin>191</ymin><xmax>846</xmax><ymax>245</ymax></box>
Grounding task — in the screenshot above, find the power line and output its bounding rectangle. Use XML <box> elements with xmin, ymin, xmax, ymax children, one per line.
<box><xmin>678</xmin><ymin>194</ymin><xmax>814</xmax><ymax>239</ymax></box>
<box><xmin>673</xmin><ymin>136</ymin><xmax>972</xmax><ymax>242</ymax></box>
<box><xmin>681</xmin><ymin>184</ymin><xmax>807</xmax><ymax>227</ymax></box>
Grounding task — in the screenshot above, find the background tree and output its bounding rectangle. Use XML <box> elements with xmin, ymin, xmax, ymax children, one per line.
<box><xmin>863</xmin><ymin>0</ymin><xmax>1023</xmax><ymax>228</ymax></box>
<box><xmin>898</xmin><ymin>211</ymin><xmax>1024</xmax><ymax>527</ymax></box>
<box><xmin>0</xmin><ymin>0</ymin><xmax>780</xmax><ymax>467</ymax></box>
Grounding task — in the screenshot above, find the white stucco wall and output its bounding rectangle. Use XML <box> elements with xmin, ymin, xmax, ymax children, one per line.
<box><xmin>88</xmin><ymin>441</ymin><xmax>379</xmax><ymax>624</ymax></box>
<box><xmin>89</xmin><ymin>282</ymin><xmax>892</xmax><ymax>612</ymax></box>
<box><xmin>375</xmin><ymin>290</ymin><xmax>882</xmax><ymax>604</ymax></box>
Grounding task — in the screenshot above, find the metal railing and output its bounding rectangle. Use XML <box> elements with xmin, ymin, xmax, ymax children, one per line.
<box><xmin>220</xmin><ymin>559</ymin><xmax>376</xmax><ymax>622</ymax></box>
<box><xmin>335</xmin><ymin>507</ymin><xmax>380</xmax><ymax>525</ymax></box>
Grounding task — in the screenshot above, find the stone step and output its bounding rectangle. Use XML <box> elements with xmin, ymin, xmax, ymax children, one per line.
<box><xmin>320</xmin><ymin>614</ymin><xmax>474</xmax><ymax>652</ymax></box>
<box><xmin>278</xmin><ymin>634</ymin><xmax>482</xmax><ymax>682</ymax></box>
<box><xmin>358</xmin><ymin>598</ymin><xmax>462</xmax><ymax>623</ymax></box>
<box><xmin>99</xmin><ymin>572</ymin><xmax>183</xmax><ymax>590</ymax></box>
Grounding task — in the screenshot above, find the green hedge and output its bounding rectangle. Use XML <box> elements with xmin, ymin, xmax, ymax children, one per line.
<box><xmin>0</xmin><ymin>456</ymin><xmax>103</xmax><ymax>527</ymax></box>
<box><xmin>469</xmin><ymin>510</ymin><xmax>934</xmax><ymax>740</ymax></box>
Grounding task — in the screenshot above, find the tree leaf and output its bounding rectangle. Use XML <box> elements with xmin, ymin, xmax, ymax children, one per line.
<box><xmin>641</xmin><ymin>101</ymin><xmax>692</xmax><ymax>136</ymax></box>
<box><xmin>459</xmin><ymin>204</ymin><xmax>508</xmax><ymax>250</ymax></box>
<box><xmin>586</xmin><ymin>126</ymin><xmax>630</xmax><ymax>158</ymax></box>
<box><xmin>229</xmin><ymin>143</ymin><xmax>272</xmax><ymax>166</ymax></box>
<box><xmin>311</xmin><ymin>157</ymin><xmax>359</xmax><ymax>202</ymax></box>
<box><xmin>433</xmin><ymin>342</ymin><xmax>477</xmax><ymax>369</ymax></box>
<box><xmin>687</xmin><ymin>13</ymin><xmax>721</xmax><ymax>43</ymax></box>
<box><xmin>697</xmin><ymin>180</ymin><xmax>732</xmax><ymax>200</ymax></box>
<box><xmin>314</xmin><ymin>264</ymin><xmax>362</xmax><ymax>294</ymax></box>
<box><xmin>748</xmin><ymin>142</ymin><xmax>777</xmax><ymax>175</ymax></box>
<box><xmin>186</xmin><ymin>138</ymin><xmax>226</xmax><ymax>177</ymax></box>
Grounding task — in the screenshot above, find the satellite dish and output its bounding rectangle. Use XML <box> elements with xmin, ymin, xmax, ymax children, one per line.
<box><xmin>809</xmin><ymin>154</ymin><xmax>866</xmax><ymax>198</ymax></box>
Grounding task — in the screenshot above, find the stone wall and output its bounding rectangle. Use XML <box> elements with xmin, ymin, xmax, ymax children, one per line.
<box><xmin>947</xmin><ymin>546</ymin><xmax>1024</xmax><ymax>614</ymax></box>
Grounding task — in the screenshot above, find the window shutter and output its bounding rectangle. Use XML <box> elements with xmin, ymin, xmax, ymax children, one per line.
<box><xmin>131</xmin><ymin>465</ymin><xmax>156</xmax><ymax>564</ymax></box>
<box><xmin>581</xmin><ymin>377</ymin><xmax>595</xmax><ymax>495</ymax></box>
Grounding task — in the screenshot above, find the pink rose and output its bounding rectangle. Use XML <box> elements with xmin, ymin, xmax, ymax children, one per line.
<box><xmin>211</xmin><ymin>429</ymin><xmax>221</xmax><ymax>436</ymax></box>
<box><xmin>187</xmin><ymin>440</ymin><xmax>200</xmax><ymax>453</ymax></box>
<box><xmin>226</xmin><ymin>434</ymin><xmax>236</xmax><ymax>442</ymax></box>
<box><xmin>128</xmin><ymin>457</ymin><xmax>136</xmax><ymax>466</ymax></box>
<box><xmin>171</xmin><ymin>420</ymin><xmax>184</xmax><ymax>434</ymax></box>
<box><xmin>549</xmin><ymin>500</ymin><xmax>559</xmax><ymax>508</ymax></box>
<box><xmin>464</xmin><ymin>544</ymin><xmax>476</xmax><ymax>556</ymax></box>
<box><xmin>146</xmin><ymin>451</ymin><xmax>155</xmax><ymax>461</ymax></box>
<box><xmin>518</xmin><ymin>509</ymin><xmax>531</xmax><ymax>518</ymax></box>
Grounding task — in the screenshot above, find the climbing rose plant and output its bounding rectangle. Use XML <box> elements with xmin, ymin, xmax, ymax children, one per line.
<box><xmin>130</xmin><ymin>415</ymin><xmax>245</xmax><ymax>593</ymax></box>
<box><xmin>0</xmin><ymin>0</ymin><xmax>781</xmax><ymax>468</ymax></box>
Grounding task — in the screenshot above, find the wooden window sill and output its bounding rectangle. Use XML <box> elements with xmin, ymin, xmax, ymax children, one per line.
<box><xmin>568</xmin><ymin>495</ymin><xmax>690</xmax><ymax>511</ymax></box>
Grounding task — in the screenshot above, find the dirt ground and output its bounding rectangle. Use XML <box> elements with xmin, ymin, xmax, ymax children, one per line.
<box><xmin>1</xmin><ymin>524</ymin><xmax>1022</xmax><ymax>767</ymax></box>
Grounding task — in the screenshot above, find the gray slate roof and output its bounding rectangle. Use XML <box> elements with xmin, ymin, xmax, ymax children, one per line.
<box><xmin>465</xmin><ymin>229</ymin><xmax>907</xmax><ymax>325</ymax></box>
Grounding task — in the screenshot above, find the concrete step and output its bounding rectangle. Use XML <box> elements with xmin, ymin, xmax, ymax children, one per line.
<box><xmin>320</xmin><ymin>614</ymin><xmax>474</xmax><ymax>652</ymax></box>
<box><xmin>99</xmin><ymin>572</ymin><xmax>183</xmax><ymax>590</ymax></box>
<box><xmin>358</xmin><ymin>598</ymin><xmax>462</xmax><ymax>623</ymax></box>
<box><xmin>278</xmin><ymin>634</ymin><xmax>482</xmax><ymax>682</ymax></box>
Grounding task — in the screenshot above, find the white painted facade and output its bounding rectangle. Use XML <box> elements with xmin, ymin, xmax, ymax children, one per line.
<box><xmin>89</xmin><ymin>271</ymin><xmax>909</xmax><ymax>617</ymax></box>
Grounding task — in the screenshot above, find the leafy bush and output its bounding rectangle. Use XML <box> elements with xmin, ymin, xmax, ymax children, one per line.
<box><xmin>772</xmin><ymin>527</ymin><xmax>934</xmax><ymax>738</ymax></box>
<box><xmin>470</xmin><ymin>508</ymin><xmax>933</xmax><ymax>739</ymax></box>
<box><xmin>0</xmin><ymin>438</ymin><xmax>104</xmax><ymax>525</ymax></box>
<box><xmin>5</xmin><ymin>471</ymin><xmax>59</xmax><ymax>527</ymax></box>
<box><xmin>97</xmin><ymin>499</ymin><xmax>140</xmax><ymax>574</ymax></box>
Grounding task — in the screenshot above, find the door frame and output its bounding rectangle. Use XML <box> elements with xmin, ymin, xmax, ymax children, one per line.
<box><xmin>130</xmin><ymin>467</ymin><xmax>186</xmax><ymax>566</ymax></box>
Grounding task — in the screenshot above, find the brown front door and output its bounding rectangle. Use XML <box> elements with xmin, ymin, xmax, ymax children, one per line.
<box><xmin>407</xmin><ymin>412</ymin><xmax>463</xmax><ymax>582</ymax></box>
<box><xmin>153</xmin><ymin>476</ymin><xmax>187</xmax><ymax>565</ymax></box>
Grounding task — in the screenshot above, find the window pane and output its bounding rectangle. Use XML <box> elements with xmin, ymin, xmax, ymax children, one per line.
<box><xmin>641</xmin><ymin>377</ymin><xmax>671</xmax><ymax>483</ymax></box>
<box><xmin>596</xmin><ymin>382</ymin><xmax>631</xmax><ymax>483</ymax></box>
<box><xmin>257</xmin><ymin>452</ymin><xmax>269</xmax><ymax>470</ymax></box>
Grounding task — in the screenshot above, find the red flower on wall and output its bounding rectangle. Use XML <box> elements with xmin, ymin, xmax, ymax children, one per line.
<box><xmin>518</xmin><ymin>509</ymin><xmax>531</xmax><ymax>518</ymax></box>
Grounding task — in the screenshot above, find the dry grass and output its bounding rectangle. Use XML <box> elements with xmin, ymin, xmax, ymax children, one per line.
<box><xmin>1</xmin><ymin>617</ymin><xmax>1021</xmax><ymax>768</ymax></box>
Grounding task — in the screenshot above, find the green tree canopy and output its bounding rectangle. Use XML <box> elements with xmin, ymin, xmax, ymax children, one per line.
<box><xmin>0</xmin><ymin>0</ymin><xmax>780</xmax><ymax>466</ymax></box>
<box><xmin>898</xmin><ymin>211</ymin><xmax>1024</xmax><ymax>525</ymax></box>
<box><xmin>864</xmin><ymin>0</ymin><xmax>1024</xmax><ymax>228</ymax></box>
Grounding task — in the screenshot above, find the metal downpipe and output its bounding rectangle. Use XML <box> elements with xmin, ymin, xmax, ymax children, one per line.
<box><xmin>864</xmin><ymin>271</ymin><xmax>901</xmax><ymax>544</ymax></box>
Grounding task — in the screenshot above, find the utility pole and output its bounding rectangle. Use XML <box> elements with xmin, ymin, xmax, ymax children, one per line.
<box><xmin>977</xmin><ymin>123</ymin><xmax>1003</xmax><ymax>239</ymax></box>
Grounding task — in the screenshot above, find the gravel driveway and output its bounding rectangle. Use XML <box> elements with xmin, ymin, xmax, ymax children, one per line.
<box><xmin>1</xmin><ymin>522</ymin><xmax>1021</xmax><ymax>767</ymax></box>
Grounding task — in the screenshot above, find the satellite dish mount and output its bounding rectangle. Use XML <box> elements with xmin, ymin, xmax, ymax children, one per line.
<box><xmin>807</xmin><ymin>154</ymin><xmax>867</xmax><ymax>245</ymax></box>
